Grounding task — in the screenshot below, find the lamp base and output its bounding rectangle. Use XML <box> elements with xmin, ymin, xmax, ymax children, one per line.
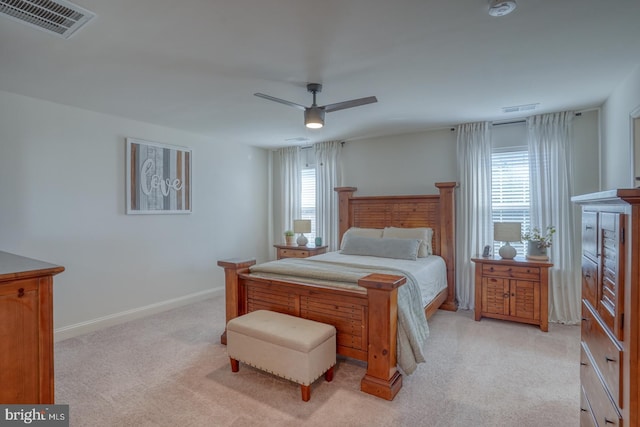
<box><xmin>499</xmin><ymin>242</ymin><xmax>517</xmax><ymax>259</ymax></box>
<box><xmin>297</xmin><ymin>234</ymin><xmax>308</xmax><ymax>246</ymax></box>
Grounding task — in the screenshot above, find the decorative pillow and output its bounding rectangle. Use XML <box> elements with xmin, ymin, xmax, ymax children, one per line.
<box><xmin>340</xmin><ymin>227</ymin><xmax>384</xmax><ymax>249</ymax></box>
<box><xmin>382</xmin><ymin>227</ymin><xmax>433</xmax><ymax>257</ymax></box>
<box><xmin>341</xmin><ymin>235</ymin><xmax>420</xmax><ymax>260</ymax></box>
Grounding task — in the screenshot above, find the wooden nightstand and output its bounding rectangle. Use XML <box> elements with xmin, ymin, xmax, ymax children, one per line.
<box><xmin>471</xmin><ymin>256</ymin><xmax>553</xmax><ymax>332</ymax></box>
<box><xmin>274</xmin><ymin>244</ymin><xmax>328</xmax><ymax>260</ymax></box>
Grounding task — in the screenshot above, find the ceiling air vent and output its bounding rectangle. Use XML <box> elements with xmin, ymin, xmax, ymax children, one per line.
<box><xmin>0</xmin><ymin>0</ymin><xmax>96</xmax><ymax>39</ymax></box>
<box><xmin>501</xmin><ymin>103</ymin><xmax>539</xmax><ymax>114</ymax></box>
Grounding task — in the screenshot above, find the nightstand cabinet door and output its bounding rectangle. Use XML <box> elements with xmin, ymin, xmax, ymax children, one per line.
<box><xmin>510</xmin><ymin>280</ymin><xmax>540</xmax><ymax>322</ymax></box>
<box><xmin>481</xmin><ymin>277</ymin><xmax>509</xmax><ymax>316</ymax></box>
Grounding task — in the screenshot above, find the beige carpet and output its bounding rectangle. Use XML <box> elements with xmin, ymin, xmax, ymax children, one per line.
<box><xmin>55</xmin><ymin>294</ymin><xmax>580</xmax><ymax>426</ymax></box>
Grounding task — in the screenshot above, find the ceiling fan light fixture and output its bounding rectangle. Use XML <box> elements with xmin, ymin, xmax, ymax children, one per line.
<box><xmin>305</xmin><ymin>107</ymin><xmax>325</xmax><ymax>129</ymax></box>
<box><xmin>488</xmin><ymin>0</ymin><xmax>517</xmax><ymax>17</ymax></box>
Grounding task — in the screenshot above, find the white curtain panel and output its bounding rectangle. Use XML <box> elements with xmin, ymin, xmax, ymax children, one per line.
<box><xmin>278</xmin><ymin>146</ymin><xmax>301</xmax><ymax>236</ymax></box>
<box><xmin>527</xmin><ymin>111</ymin><xmax>580</xmax><ymax>324</ymax></box>
<box><xmin>314</xmin><ymin>141</ymin><xmax>342</xmax><ymax>251</ymax></box>
<box><xmin>456</xmin><ymin>122</ymin><xmax>493</xmax><ymax>310</ymax></box>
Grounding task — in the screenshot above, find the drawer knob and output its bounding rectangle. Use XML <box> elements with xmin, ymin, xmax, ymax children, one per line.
<box><xmin>18</xmin><ymin>288</ymin><xmax>25</xmax><ymax>298</ymax></box>
<box><xmin>580</xmin><ymin>361</ymin><xmax>588</xmax><ymax>366</ymax></box>
<box><xmin>605</xmin><ymin>356</ymin><xmax>617</xmax><ymax>363</ymax></box>
<box><xmin>604</xmin><ymin>418</ymin><xmax>615</xmax><ymax>425</ymax></box>
<box><xmin>584</xmin><ymin>273</ymin><xmax>591</xmax><ymax>279</ymax></box>
<box><xmin>489</xmin><ymin>267</ymin><xmax>494</xmax><ymax>272</ymax></box>
<box><xmin>503</xmin><ymin>293</ymin><xmax>510</xmax><ymax>299</ymax></box>
<box><xmin>585</xmin><ymin>225</ymin><xmax>594</xmax><ymax>230</ymax></box>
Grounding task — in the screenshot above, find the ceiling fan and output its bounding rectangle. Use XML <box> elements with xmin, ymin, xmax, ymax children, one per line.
<box><xmin>254</xmin><ymin>83</ymin><xmax>378</xmax><ymax>129</ymax></box>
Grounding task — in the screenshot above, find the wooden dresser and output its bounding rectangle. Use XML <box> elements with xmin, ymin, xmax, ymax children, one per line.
<box><xmin>573</xmin><ymin>189</ymin><xmax>640</xmax><ymax>427</ymax></box>
<box><xmin>472</xmin><ymin>256</ymin><xmax>552</xmax><ymax>331</ymax></box>
<box><xmin>273</xmin><ymin>244</ymin><xmax>327</xmax><ymax>260</ymax></box>
<box><xmin>0</xmin><ymin>251</ymin><xmax>64</xmax><ymax>404</ymax></box>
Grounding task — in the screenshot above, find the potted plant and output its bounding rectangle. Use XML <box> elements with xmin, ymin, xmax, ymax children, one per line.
<box><xmin>522</xmin><ymin>225</ymin><xmax>556</xmax><ymax>260</ymax></box>
<box><xmin>284</xmin><ymin>230</ymin><xmax>295</xmax><ymax>245</ymax></box>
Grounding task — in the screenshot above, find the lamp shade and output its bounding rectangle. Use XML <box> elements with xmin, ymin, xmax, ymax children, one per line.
<box><xmin>494</xmin><ymin>222</ymin><xmax>521</xmax><ymax>242</ymax></box>
<box><xmin>293</xmin><ymin>219</ymin><xmax>311</xmax><ymax>234</ymax></box>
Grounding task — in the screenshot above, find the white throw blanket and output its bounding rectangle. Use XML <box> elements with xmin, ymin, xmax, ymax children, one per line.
<box><xmin>249</xmin><ymin>257</ymin><xmax>429</xmax><ymax>374</ymax></box>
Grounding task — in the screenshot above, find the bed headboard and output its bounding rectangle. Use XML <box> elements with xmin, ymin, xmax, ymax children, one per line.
<box><xmin>335</xmin><ymin>182</ymin><xmax>457</xmax><ymax>310</ymax></box>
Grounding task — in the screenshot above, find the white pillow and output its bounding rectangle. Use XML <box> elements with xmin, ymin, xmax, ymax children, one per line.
<box><xmin>341</xmin><ymin>235</ymin><xmax>420</xmax><ymax>260</ymax></box>
<box><xmin>340</xmin><ymin>227</ymin><xmax>384</xmax><ymax>249</ymax></box>
<box><xmin>382</xmin><ymin>227</ymin><xmax>433</xmax><ymax>257</ymax></box>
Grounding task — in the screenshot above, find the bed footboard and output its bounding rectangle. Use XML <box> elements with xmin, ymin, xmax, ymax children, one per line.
<box><xmin>217</xmin><ymin>259</ymin><xmax>405</xmax><ymax>400</ymax></box>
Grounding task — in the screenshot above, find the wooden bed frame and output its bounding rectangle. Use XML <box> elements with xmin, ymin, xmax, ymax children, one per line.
<box><xmin>218</xmin><ymin>182</ymin><xmax>457</xmax><ymax>400</ymax></box>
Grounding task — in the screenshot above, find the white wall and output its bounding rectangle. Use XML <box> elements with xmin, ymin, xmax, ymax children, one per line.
<box><xmin>341</xmin><ymin>128</ymin><xmax>457</xmax><ymax>196</ymax></box>
<box><xmin>602</xmin><ymin>64</ymin><xmax>640</xmax><ymax>189</ymax></box>
<box><xmin>0</xmin><ymin>90</ymin><xmax>269</xmax><ymax>339</ymax></box>
<box><xmin>341</xmin><ymin>113</ymin><xmax>600</xmax><ymax>198</ymax></box>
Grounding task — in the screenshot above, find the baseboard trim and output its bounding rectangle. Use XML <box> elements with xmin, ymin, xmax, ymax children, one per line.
<box><xmin>54</xmin><ymin>287</ymin><xmax>224</xmax><ymax>342</ymax></box>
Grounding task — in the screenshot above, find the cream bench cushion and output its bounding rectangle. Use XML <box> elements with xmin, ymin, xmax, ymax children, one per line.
<box><xmin>227</xmin><ymin>310</ymin><xmax>336</xmax><ymax>401</ymax></box>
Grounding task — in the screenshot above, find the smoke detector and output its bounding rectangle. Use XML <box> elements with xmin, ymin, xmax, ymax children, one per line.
<box><xmin>488</xmin><ymin>0</ymin><xmax>517</xmax><ymax>17</ymax></box>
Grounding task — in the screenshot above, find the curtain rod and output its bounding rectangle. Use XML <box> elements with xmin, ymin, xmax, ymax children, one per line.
<box><xmin>491</xmin><ymin>111</ymin><xmax>584</xmax><ymax>127</ymax></box>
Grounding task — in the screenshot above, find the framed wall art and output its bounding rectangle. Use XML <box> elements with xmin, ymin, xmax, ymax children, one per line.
<box><xmin>125</xmin><ymin>138</ymin><xmax>192</xmax><ymax>214</ymax></box>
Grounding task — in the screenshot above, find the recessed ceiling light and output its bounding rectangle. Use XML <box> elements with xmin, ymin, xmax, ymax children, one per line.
<box><xmin>488</xmin><ymin>0</ymin><xmax>517</xmax><ymax>17</ymax></box>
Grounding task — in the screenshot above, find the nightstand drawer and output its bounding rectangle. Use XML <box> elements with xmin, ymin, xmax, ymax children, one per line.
<box><xmin>279</xmin><ymin>249</ymin><xmax>310</xmax><ymax>258</ymax></box>
<box><xmin>482</xmin><ymin>264</ymin><xmax>540</xmax><ymax>280</ymax></box>
<box><xmin>581</xmin><ymin>301</ymin><xmax>622</xmax><ymax>407</ymax></box>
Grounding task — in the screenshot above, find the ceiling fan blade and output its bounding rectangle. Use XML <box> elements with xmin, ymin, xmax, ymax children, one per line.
<box><xmin>254</xmin><ymin>93</ymin><xmax>307</xmax><ymax>111</ymax></box>
<box><xmin>322</xmin><ymin>96</ymin><xmax>378</xmax><ymax>113</ymax></box>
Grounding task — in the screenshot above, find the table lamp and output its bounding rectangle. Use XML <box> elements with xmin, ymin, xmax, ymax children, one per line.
<box><xmin>293</xmin><ymin>219</ymin><xmax>311</xmax><ymax>246</ymax></box>
<box><xmin>494</xmin><ymin>222</ymin><xmax>521</xmax><ymax>259</ymax></box>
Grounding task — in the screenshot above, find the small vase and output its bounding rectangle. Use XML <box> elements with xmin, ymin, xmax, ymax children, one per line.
<box><xmin>285</xmin><ymin>236</ymin><xmax>294</xmax><ymax>245</ymax></box>
<box><xmin>526</xmin><ymin>241</ymin><xmax>548</xmax><ymax>260</ymax></box>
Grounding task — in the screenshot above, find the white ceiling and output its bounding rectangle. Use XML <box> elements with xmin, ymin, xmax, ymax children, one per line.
<box><xmin>1</xmin><ymin>0</ymin><xmax>640</xmax><ymax>149</ymax></box>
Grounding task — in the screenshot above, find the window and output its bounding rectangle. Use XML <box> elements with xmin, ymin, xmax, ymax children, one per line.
<box><xmin>300</xmin><ymin>167</ymin><xmax>316</xmax><ymax>241</ymax></box>
<box><xmin>491</xmin><ymin>147</ymin><xmax>530</xmax><ymax>255</ymax></box>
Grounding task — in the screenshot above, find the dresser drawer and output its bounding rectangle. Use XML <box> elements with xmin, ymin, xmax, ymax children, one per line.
<box><xmin>581</xmin><ymin>301</ymin><xmax>623</xmax><ymax>407</ymax></box>
<box><xmin>581</xmin><ymin>256</ymin><xmax>598</xmax><ymax>309</ymax></box>
<box><xmin>580</xmin><ymin>385</ymin><xmax>597</xmax><ymax>427</ymax></box>
<box><xmin>582</xmin><ymin>211</ymin><xmax>598</xmax><ymax>260</ymax></box>
<box><xmin>481</xmin><ymin>264</ymin><xmax>539</xmax><ymax>280</ymax></box>
<box><xmin>581</xmin><ymin>344</ymin><xmax>622</xmax><ymax>427</ymax></box>
<box><xmin>278</xmin><ymin>249</ymin><xmax>310</xmax><ymax>258</ymax></box>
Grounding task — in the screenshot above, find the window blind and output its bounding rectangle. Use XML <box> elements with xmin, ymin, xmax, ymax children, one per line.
<box><xmin>492</xmin><ymin>148</ymin><xmax>530</xmax><ymax>255</ymax></box>
<box><xmin>301</xmin><ymin>167</ymin><xmax>316</xmax><ymax>240</ymax></box>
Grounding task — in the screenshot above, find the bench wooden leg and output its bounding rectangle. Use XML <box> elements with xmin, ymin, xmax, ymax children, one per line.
<box><xmin>230</xmin><ymin>358</ymin><xmax>239</xmax><ymax>372</ymax></box>
<box><xmin>301</xmin><ymin>384</ymin><xmax>310</xmax><ymax>402</ymax></box>
<box><xmin>324</xmin><ymin>366</ymin><xmax>334</xmax><ymax>382</ymax></box>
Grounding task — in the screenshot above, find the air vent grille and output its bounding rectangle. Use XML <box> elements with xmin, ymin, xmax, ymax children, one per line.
<box><xmin>0</xmin><ymin>0</ymin><xmax>95</xmax><ymax>39</ymax></box>
<box><xmin>502</xmin><ymin>103</ymin><xmax>539</xmax><ymax>114</ymax></box>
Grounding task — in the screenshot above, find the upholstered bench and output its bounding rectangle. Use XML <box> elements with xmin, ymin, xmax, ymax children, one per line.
<box><xmin>227</xmin><ymin>310</ymin><xmax>336</xmax><ymax>401</ymax></box>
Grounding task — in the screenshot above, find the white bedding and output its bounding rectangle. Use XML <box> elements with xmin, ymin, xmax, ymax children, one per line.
<box><xmin>302</xmin><ymin>251</ymin><xmax>448</xmax><ymax>308</ymax></box>
<box><xmin>248</xmin><ymin>251</ymin><xmax>448</xmax><ymax>374</ymax></box>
